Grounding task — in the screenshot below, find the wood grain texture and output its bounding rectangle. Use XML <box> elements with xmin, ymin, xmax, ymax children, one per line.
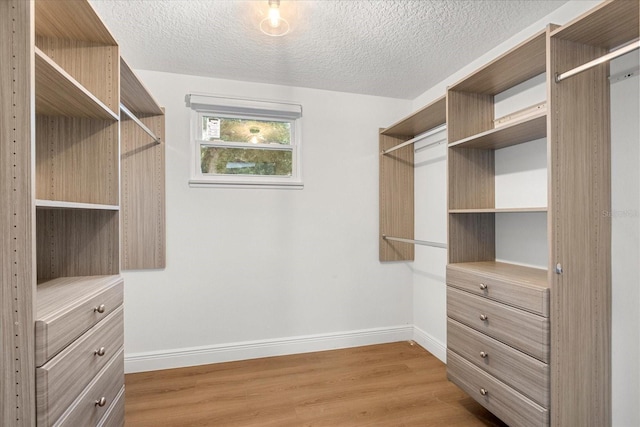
<box><xmin>36</xmin><ymin>115</ymin><xmax>119</xmax><ymax>205</ymax></box>
<box><xmin>447</xmin><ymin>287</ymin><xmax>550</xmax><ymax>363</ymax></box>
<box><xmin>548</xmin><ymin>35</ymin><xmax>612</xmax><ymax>426</ymax></box>
<box><xmin>0</xmin><ymin>0</ymin><xmax>36</xmax><ymax>425</ymax></box>
<box><xmin>447</xmin><ymin>213</ymin><xmax>495</xmax><ymax>264</ymax></box>
<box><xmin>97</xmin><ymin>386</ymin><xmax>125</xmax><ymax>427</ymax></box>
<box><xmin>120</xmin><ymin>58</ymin><xmax>163</xmax><ymax>115</ymax></box>
<box><xmin>35</xmin><ymin>276</ymin><xmax>123</xmax><ymax>367</ymax></box>
<box><xmin>36</xmin><ymin>209</ymin><xmax>119</xmax><ymax>280</ymax></box>
<box><xmin>379</xmin><ymin>132</ymin><xmax>414</xmax><ymax>261</ymax></box>
<box><xmin>447</xmin><ymin>90</ymin><xmax>494</xmax><ymax>143</ymax></box>
<box><xmin>448</xmin><ymin>147</ymin><xmax>494</xmax><ymax>211</ymax></box>
<box><xmin>447</xmin><ymin>262</ymin><xmax>549</xmax><ymax>317</ymax></box>
<box><xmin>36</xmin><ymin>306</ymin><xmax>123</xmax><ymax>427</ymax></box>
<box><xmin>35</xmin><ymin>0</ymin><xmax>117</xmax><ymax>45</ymax></box>
<box><xmin>449</xmin><ymin>29</ymin><xmax>547</xmax><ymax>95</ymax></box>
<box><xmin>448</xmin><ymin>319</ymin><xmax>549</xmax><ymax>407</ymax></box>
<box><xmin>550</xmin><ymin>0</ymin><xmax>639</xmax><ymax>49</ymax></box>
<box><xmin>447</xmin><ymin>351</ymin><xmax>548</xmax><ymax>427</ymax></box>
<box><xmin>125</xmin><ymin>342</ymin><xmax>507</xmax><ymax>427</ymax></box>
<box><xmin>121</xmin><ymin>113</ymin><xmax>166</xmax><ymax>269</ymax></box>
<box><xmin>381</xmin><ymin>95</ymin><xmax>446</xmax><ymax>138</ymax></box>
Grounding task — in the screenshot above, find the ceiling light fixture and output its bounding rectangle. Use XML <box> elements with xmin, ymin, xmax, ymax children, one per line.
<box><xmin>260</xmin><ymin>0</ymin><xmax>290</xmax><ymax>37</ymax></box>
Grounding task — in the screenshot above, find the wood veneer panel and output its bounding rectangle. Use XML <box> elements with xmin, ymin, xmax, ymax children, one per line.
<box><xmin>0</xmin><ymin>1</ymin><xmax>36</xmax><ymax>425</ymax></box>
<box><xmin>548</xmin><ymin>37</ymin><xmax>611</xmax><ymax>426</ymax></box>
<box><xmin>379</xmin><ymin>133</ymin><xmax>414</xmax><ymax>261</ymax></box>
<box><xmin>448</xmin><ymin>147</ymin><xmax>494</xmax><ymax>211</ymax></box>
<box><xmin>35</xmin><ymin>0</ymin><xmax>117</xmax><ymax>45</ymax></box>
<box><xmin>121</xmin><ymin>113</ymin><xmax>166</xmax><ymax>269</ymax></box>
<box><xmin>447</xmin><ymin>91</ymin><xmax>494</xmax><ymax>143</ymax></box>
<box><xmin>120</xmin><ymin>58</ymin><xmax>163</xmax><ymax>115</ymax></box>
<box><xmin>381</xmin><ymin>95</ymin><xmax>446</xmax><ymax>138</ymax></box>
<box><xmin>447</xmin><ymin>213</ymin><xmax>495</xmax><ymax>264</ymax></box>
<box><xmin>36</xmin><ymin>209</ymin><xmax>119</xmax><ymax>280</ymax></box>
<box><xmin>36</xmin><ymin>116</ymin><xmax>119</xmax><ymax>206</ymax></box>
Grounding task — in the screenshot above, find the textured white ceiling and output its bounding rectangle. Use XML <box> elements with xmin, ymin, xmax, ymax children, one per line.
<box><xmin>90</xmin><ymin>0</ymin><xmax>568</xmax><ymax>99</ymax></box>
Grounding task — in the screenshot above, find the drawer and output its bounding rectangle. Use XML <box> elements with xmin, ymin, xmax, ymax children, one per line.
<box><xmin>448</xmin><ymin>318</ymin><xmax>549</xmax><ymax>407</ymax></box>
<box><xmin>447</xmin><ymin>263</ymin><xmax>549</xmax><ymax>317</ymax></box>
<box><xmin>447</xmin><ymin>287</ymin><xmax>549</xmax><ymax>362</ymax></box>
<box><xmin>447</xmin><ymin>350</ymin><xmax>549</xmax><ymax>427</ymax></box>
<box><xmin>54</xmin><ymin>349</ymin><xmax>124</xmax><ymax>427</ymax></box>
<box><xmin>37</xmin><ymin>306</ymin><xmax>124</xmax><ymax>426</ymax></box>
<box><xmin>97</xmin><ymin>386</ymin><xmax>125</xmax><ymax>427</ymax></box>
<box><xmin>36</xmin><ymin>276</ymin><xmax>123</xmax><ymax>367</ymax></box>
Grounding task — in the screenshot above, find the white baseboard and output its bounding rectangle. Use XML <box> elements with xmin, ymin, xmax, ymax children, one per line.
<box><xmin>125</xmin><ymin>325</ymin><xmax>413</xmax><ymax>373</ymax></box>
<box><xmin>412</xmin><ymin>325</ymin><xmax>446</xmax><ymax>363</ymax></box>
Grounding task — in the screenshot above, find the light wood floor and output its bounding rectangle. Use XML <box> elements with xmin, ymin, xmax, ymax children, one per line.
<box><xmin>124</xmin><ymin>341</ymin><xmax>507</xmax><ymax>426</ymax></box>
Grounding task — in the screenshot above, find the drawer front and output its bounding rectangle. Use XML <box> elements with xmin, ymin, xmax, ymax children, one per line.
<box><xmin>447</xmin><ymin>265</ymin><xmax>548</xmax><ymax>316</ymax></box>
<box><xmin>37</xmin><ymin>306</ymin><xmax>124</xmax><ymax>426</ymax></box>
<box><xmin>55</xmin><ymin>349</ymin><xmax>124</xmax><ymax>427</ymax></box>
<box><xmin>447</xmin><ymin>350</ymin><xmax>549</xmax><ymax>427</ymax></box>
<box><xmin>36</xmin><ymin>278</ymin><xmax>123</xmax><ymax>367</ymax></box>
<box><xmin>448</xmin><ymin>318</ymin><xmax>549</xmax><ymax>407</ymax></box>
<box><xmin>447</xmin><ymin>287</ymin><xmax>549</xmax><ymax>362</ymax></box>
<box><xmin>97</xmin><ymin>386</ymin><xmax>125</xmax><ymax>427</ymax></box>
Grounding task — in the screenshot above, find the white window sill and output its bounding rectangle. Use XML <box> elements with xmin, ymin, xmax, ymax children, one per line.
<box><xmin>188</xmin><ymin>179</ymin><xmax>304</xmax><ymax>190</ymax></box>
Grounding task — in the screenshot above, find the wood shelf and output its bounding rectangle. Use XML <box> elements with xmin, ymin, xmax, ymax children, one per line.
<box><xmin>35</xmin><ymin>0</ymin><xmax>117</xmax><ymax>45</ymax></box>
<box><xmin>120</xmin><ymin>58</ymin><xmax>163</xmax><ymax>115</ymax></box>
<box><xmin>449</xmin><ymin>207</ymin><xmax>547</xmax><ymax>214</ymax></box>
<box><xmin>449</xmin><ymin>29</ymin><xmax>548</xmax><ymax>95</ymax></box>
<box><xmin>449</xmin><ymin>110</ymin><xmax>546</xmax><ymax>149</ymax></box>
<box><xmin>550</xmin><ymin>0</ymin><xmax>639</xmax><ymax>49</ymax></box>
<box><xmin>36</xmin><ymin>200</ymin><xmax>119</xmax><ymax>211</ymax></box>
<box><xmin>447</xmin><ymin>261</ymin><xmax>548</xmax><ymax>290</ymax></box>
<box><xmin>381</xmin><ymin>95</ymin><xmax>446</xmax><ymax>138</ymax></box>
<box><xmin>35</xmin><ymin>48</ymin><xmax>118</xmax><ymax>120</ymax></box>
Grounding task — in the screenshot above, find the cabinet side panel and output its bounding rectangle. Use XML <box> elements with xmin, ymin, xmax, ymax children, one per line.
<box><xmin>447</xmin><ymin>90</ymin><xmax>494</xmax><ymax>143</ymax></box>
<box><xmin>379</xmin><ymin>133</ymin><xmax>414</xmax><ymax>261</ymax></box>
<box><xmin>448</xmin><ymin>213</ymin><xmax>496</xmax><ymax>264</ymax></box>
<box><xmin>121</xmin><ymin>113</ymin><xmax>166</xmax><ymax>269</ymax></box>
<box><xmin>0</xmin><ymin>0</ymin><xmax>36</xmax><ymax>425</ymax></box>
<box><xmin>548</xmin><ymin>37</ymin><xmax>611</xmax><ymax>426</ymax></box>
<box><xmin>448</xmin><ymin>147</ymin><xmax>495</xmax><ymax>210</ymax></box>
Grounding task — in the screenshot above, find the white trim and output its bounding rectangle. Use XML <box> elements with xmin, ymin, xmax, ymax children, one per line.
<box><xmin>125</xmin><ymin>325</ymin><xmax>413</xmax><ymax>373</ymax></box>
<box><xmin>187</xmin><ymin>93</ymin><xmax>302</xmax><ymax>119</ymax></box>
<box><xmin>413</xmin><ymin>325</ymin><xmax>446</xmax><ymax>363</ymax></box>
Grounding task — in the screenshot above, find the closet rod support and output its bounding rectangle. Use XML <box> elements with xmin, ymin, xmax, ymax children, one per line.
<box><xmin>555</xmin><ymin>40</ymin><xmax>639</xmax><ymax>83</ymax></box>
<box><xmin>382</xmin><ymin>235</ymin><xmax>447</xmax><ymax>249</ymax></box>
<box><xmin>120</xmin><ymin>104</ymin><xmax>162</xmax><ymax>144</ymax></box>
<box><xmin>381</xmin><ymin>124</ymin><xmax>446</xmax><ymax>155</ymax></box>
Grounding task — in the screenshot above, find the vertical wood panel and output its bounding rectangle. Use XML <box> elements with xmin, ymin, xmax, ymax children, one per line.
<box><xmin>448</xmin><ymin>147</ymin><xmax>495</xmax><ymax>210</ymax></box>
<box><xmin>447</xmin><ymin>213</ymin><xmax>496</xmax><ymax>264</ymax></box>
<box><xmin>548</xmin><ymin>36</ymin><xmax>611</xmax><ymax>426</ymax></box>
<box><xmin>379</xmin><ymin>133</ymin><xmax>414</xmax><ymax>261</ymax></box>
<box><xmin>447</xmin><ymin>90</ymin><xmax>494</xmax><ymax>143</ymax></box>
<box><xmin>0</xmin><ymin>0</ymin><xmax>36</xmax><ymax>425</ymax></box>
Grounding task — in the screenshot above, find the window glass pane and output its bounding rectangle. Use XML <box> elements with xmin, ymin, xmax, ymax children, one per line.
<box><xmin>201</xmin><ymin>116</ymin><xmax>291</xmax><ymax>145</ymax></box>
<box><xmin>201</xmin><ymin>146</ymin><xmax>293</xmax><ymax>176</ymax></box>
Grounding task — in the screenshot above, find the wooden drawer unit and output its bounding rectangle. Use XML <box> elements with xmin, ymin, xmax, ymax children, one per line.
<box><xmin>53</xmin><ymin>348</ymin><xmax>124</xmax><ymax>427</ymax></box>
<box><xmin>448</xmin><ymin>318</ymin><xmax>549</xmax><ymax>406</ymax></box>
<box><xmin>97</xmin><ymin>386</ymin><xmax>125</xmax><ymax>427</ymax></box>
<box><xmin>447</xmin><ymin>350</ymin><xmax>549</xmax><ymax>427</ymax></box>
<box><xmin>447</xmin><ymin>262</ymin><xmax>549</xmax><ymax>316</ymax></box>
<box><xmin>36</xmin><ymin>276</ymin><xmax>124</xmax><ymax>367</ymax></box>
<box><xmin>447</xmin><ymin>286</ymin><xmax>549</xmax><ymax>362</ymax></box>
<box><xmin>37</xmin><ymin>306</ymin><xmax>124</xmax><ymax>426</ymax></box>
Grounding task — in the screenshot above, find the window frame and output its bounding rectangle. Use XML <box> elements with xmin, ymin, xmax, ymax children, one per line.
<box><xmin>188</xmin><ymin>94</ymin><xmax>303</xmax><ymax>189</ymax></box>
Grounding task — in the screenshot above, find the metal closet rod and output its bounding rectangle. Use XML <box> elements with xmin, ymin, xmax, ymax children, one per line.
<box><xmin>120</xmin><ymin>104</ymin><xmax>162</xmax><ymax>145</ymax></box>
<box><xmin>555</xmin><ymin>39</ymin><xmax>639</xmax><ymax>83</ymax></box>
<box><xmin>382</xmin><ymin>235</ymin><xmax>447</xmax><ymax>249</ymax></box>
<box><xmin>381</xmin><ymin>124</ymin><xmax>447</xmax><ymax>155</ymax></box>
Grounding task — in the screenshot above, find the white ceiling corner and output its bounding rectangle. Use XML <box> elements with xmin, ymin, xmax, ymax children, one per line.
<box><xmin>90</xmin><ymin>0</ymin><xmax>570</xmax><ymax>99</ymax></box>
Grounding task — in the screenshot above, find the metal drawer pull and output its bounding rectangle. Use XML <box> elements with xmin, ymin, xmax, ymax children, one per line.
<box><xmin>95</xmin><ymin>397</ymin><xmax>107</xmax><ymax>407</ymax></box>
<box><xmin>94</xmin><ymin>347</ymin><xmax>106</xmax><ymax>357</ymax></box>
<box><xmin>479</xmin><ymin>314</ymin><xmax>488</xmax><ymax>321</ymax></box>
<box><xmin>479</xmin><ymin>283</ymin><xmax>488</xmax><ymax>291</ymax></box>
<box><xmin>94</xmin><ymin>304</ymin><xmax>106</xmax><ymax>314</ymax></box>
<box><xmin>480</xmin><ymin>351</ymin><xmax>488</xmax><ymax>359</ymax></box>
<box><xmin>480</xmin><ymin>388</ymin><xmax>488</xmax><ymax>396</ymax></box>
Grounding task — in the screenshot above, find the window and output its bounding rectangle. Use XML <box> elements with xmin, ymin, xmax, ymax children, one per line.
<box><xmin>188</xmin><ymin>94</ymin><xmax>303</xmax><ymax>188</ymax></box>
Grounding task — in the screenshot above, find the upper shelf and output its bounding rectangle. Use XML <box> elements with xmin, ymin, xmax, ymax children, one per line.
<box><xmin>35</xmin><ymin>0</ymin><xmax>117</xmax><ymax>45</ymax></box>
<box><xmin>120</xmin><ymin>58</ymin><xmax>163</xmax><ymax>115</ymax></box>
<box><xmin>36</xmin><ymin>199</ymin><xmax>120</xmax><ymax>211</ymax></box>
<box><xmin>449</xmin><ymin>110</ymin><xmax>546</xmax><ymax>149</ymax></box>
<box><xmin>35</xmin><ymin>48</ymin><xmax>119</xmax><ymax>120</ymax></box>
<box><xmin>449</xmin><ymin>28</ymin><xmax>548</xmax><ymax>95</ymax></box>
<box><xmin>381</xmin><ymin>95</ymin><xmax>446</xmax><ymax>138</ymax></box>
<box><xmin>551</xmin><ymin>0</ymin><xmax>639</xmax><ymax>49</ymax></box>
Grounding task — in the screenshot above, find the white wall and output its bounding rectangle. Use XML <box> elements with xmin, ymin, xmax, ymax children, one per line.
<box><xmin>123</xmin><ymin>71</ymin><xmax>415</xmax><ymax>372</ymax></box>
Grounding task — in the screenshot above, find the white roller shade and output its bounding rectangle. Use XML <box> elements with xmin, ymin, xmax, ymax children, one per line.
<box><xmin>186</xmin><ymin>93</ymin><xmax>302</xmax><ymax>119</ymax></box>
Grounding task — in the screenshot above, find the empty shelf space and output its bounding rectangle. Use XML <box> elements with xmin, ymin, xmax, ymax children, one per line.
<box><xmin>35</xmin><ymin>48</ymin><xmax>118</xmax><ymax>120</ymax></box>
<box><xmin>36</xmin><ymin>199</ymin><xmax>119</xmax><ymax>211</ymax></box>
<box><xmin>449</xmin><ymin>207</ymin><xmax>547</xmax><ymax>214</ymax></box>
<box><xmin>35</xmin><ymin>0</ymin><xmax>117</xmax><ymax>45</ymax></box>
<box><xmin>449</xmin><ymin>111</ymin><xmax>546</xmax><ymax>149</ymax></box>
<box><xmin>381</xmin><ymin>95</ymin><xmax>446</xmax><ymax>138</ymax></box>
<box><xmin>120</xmin><ymin>58</ymin><xmax>163</xmax><ymax>115</ymax></box>
<box><xmin>448</xmin><ymin>261</ymin><xmax>548</xmax><ymax>289</ymax></box>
